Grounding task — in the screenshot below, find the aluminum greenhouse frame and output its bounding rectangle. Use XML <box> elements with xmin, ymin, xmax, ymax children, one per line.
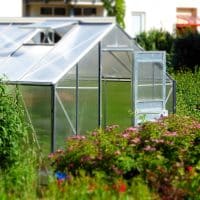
<box><xmin>0</xmin><ymin>18</ymin><xmax>175</xmax><ymax>152</ymax></box>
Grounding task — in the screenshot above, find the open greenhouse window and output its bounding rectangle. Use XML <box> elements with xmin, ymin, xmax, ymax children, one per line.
<box><xmin>20</xmin><ymin>20</ymin><xmax>77</xmax><ymax>45</ymax></box>
<box><xmin>24</xmin><ymin>31</ymin><xmax>62</xmax><ymax>45</ymax></box>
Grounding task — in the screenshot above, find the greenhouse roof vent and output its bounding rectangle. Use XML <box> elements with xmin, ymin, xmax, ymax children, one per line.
<box><xmin>20</xmin><ymin>20</ymin><xmax>78</xmax><ymax>45</ymax></box>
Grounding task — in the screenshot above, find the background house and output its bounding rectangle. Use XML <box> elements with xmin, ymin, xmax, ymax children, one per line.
<box><xmin>0</xmin><ymin>0</ymin><xmax>200</xmax><ymax>37</ymax></box>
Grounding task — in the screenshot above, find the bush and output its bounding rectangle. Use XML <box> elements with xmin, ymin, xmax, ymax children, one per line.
<box><xmin>0</xmin><ymin>82</ymin><xmax>28</xmax><ymax>169</ymax></box>
<box><xmin>49</xmin><ymin>115</ymin><xmax>200</xmax><ymax>199</ymax></box>
<box><xmin>173</xmin><ymin>32</ymin><xmax>200</xmax><ymax>72</ymax></box>
<box><xmin>0</xmin><ymin>81</ymin><xmax>38</xmax><ymax>199</ymax></box>
<box><xmin>174</xmin><ymin>71</ymin><xmax>200</xmax><ymax>121</ymax></box>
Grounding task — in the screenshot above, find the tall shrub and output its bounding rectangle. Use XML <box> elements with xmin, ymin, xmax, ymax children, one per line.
<box><xmin>173</xmin><ymin>32</ymin><xmax>200</xmax><ymax>72</ymax></box>
<box><xmin>0</xmin><ymin>81</ymin><xmax>28</xmax><ymax>169</ymax></box>
<box><xmin>136</xmin><ymin>29</ymin><xmax>174</xmax><ymax>67</ymax></box>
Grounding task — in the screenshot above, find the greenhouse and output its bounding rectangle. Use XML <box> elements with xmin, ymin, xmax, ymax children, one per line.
<box><xmin>0</xmin><ymin>18</ymin><xmax>175</xmax><ymax>152</ymax></box>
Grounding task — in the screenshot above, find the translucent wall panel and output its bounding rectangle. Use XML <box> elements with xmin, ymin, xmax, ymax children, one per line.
<box><xmin>78</xmin><ymin>45</ymin><xmax>99</xmax><ymax>134</ymax></box>
<box><xmin>19</xmin><ymin>85</ymin><xmax>51</xmax><ymax>154</ymax></box>
<box><xmin>102</xmin><ymin>26</ymin><xmax>133</xmax><ymax>49</ymax></box>
<box><xmin>102</xmin><ymin>80</ymin><xmax>132</xmax><ymax>130</ymax></box>
<box><xmin>56</xmin><ymin>67</ymin><xmax>76</xmax><ymax>148</ymax></box>
<box><xmin>138</xmin><ymin>62</ymin><xmax>163</xmax><ymax>100</ymax></box>
<box><xmin>55</xmin><ymin>96</ymin><xmax>75</xmax><ymax>149</ymax></box>
<box><xmin>165</xmin><ymin>74</ymin><xmax>175</xmax><ymax>113</ymax></box>
<box><xmin>102</xmin><ymin>51</ymin><xmax>132</xmax><ymax>79</ymax></box>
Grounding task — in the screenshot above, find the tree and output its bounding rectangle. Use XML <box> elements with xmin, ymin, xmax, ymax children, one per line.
<box><xmin>102</xmin><ymin>0</ymin><xmax>125</xmax><ymax>28</ymax></box>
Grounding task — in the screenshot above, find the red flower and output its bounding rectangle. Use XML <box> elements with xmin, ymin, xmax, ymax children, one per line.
<box><xmin>118</xmin><ymin>182</ymin><xmax>127</xmax><ymax>193</ymax></box>
<box><xmin>113</xmin><ymin>180</ymin><xmax>127</xmax><ymax>193</ymax></box>
<box><xmin>186</xmin><ymin>166</ymin><xmax>193</xmax><ymax>172</ymax></box>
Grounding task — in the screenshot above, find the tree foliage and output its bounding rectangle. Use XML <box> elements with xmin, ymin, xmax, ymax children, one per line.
<box><xmin>102</xmin><ymin>0</ymin><xmax>125</xmax><ymax>28</ymax></box>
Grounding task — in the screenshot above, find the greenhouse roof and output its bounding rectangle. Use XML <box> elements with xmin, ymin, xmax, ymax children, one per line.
<box><xmin>0</xmin><ymin>19</ymin><xmax>139</xmax><ymax>85</ymax></box>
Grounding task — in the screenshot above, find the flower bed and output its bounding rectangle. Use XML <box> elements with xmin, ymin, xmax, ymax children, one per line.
<box><xmin>49</xmin><ymin>115</ymin><xmax>200</xmax><ymax>199</ymax></box>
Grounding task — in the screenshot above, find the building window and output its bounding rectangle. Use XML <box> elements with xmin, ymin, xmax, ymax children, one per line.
<box><xmin>54</xmin><ymin>8</ymin><xmax>66</xmax><ymax>16</ymax></box>
<box><xmin>128</xmin><ymin>12</ymin><xmax>145</xmax><ymax>38</ymax></box>
<box><xmin>73</xmin><ymin>8</ymin><xmax>82</xmax><ymax>16</ymax></box>
<box><xmin>71</xmin><ymin>7</ymin><xmax>97</xmax><ymax>16</ymax></box>
<box><xmin>83</xmin><ymin>8</ymin><xmax>96</xmax><ymax>16</ymax></box>
<box><xmin>41</xmin><ymin>7</ymin><xmax>52</xmax><ymax>15</ymax></box>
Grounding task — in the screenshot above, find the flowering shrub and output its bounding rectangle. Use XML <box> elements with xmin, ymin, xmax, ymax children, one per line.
<box><xmin>49</xmin><ymin>115</ymin><xmax>200</xmax><ymax>199</ymax></box>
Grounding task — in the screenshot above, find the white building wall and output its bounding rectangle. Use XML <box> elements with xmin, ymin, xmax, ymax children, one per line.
<box><xmin>125</xmin><ymin>0</ymin><xmax>200</xmax><ymax>38</ymax></box>
<box><xmin>0</xmin><ymin>0</ymin><xmax>23</xmax><ymax>17</ymax></box>
<box><xmin>124</xmin><ymin>0</ymin><xmax>176</xmax><ymax>37</ymax></box>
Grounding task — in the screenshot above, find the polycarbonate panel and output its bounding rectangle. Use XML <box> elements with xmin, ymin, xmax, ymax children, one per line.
<box><xmin>56</xmin><ymin>25</ymin><xmax>75</xmax><ymax>37</ymax></box>
<box><xmin>21</xmin><ymin>20</ymin><xmax>77</xmax><ymax>29</ymax></box>
<box><xmin>102</xmin><ymin>51</ymin><xmax>132</xmax><ymax>79</ymax></box>
<box><xmin>138</xmin><ymin>62</ymin><xmax>163</xmax><ymax>85</ymax></box>
<box><xmin>138</xmin><ymin>62</ymin><xmax>163</xmax><ymax>99</ymax></box>
<box><xmin>135</xmin><ymin>52</ymin><xmax>164</xmax><ymax>61</ymax></box>
<box><xmin>78</xmin><ymin>88</ymin><xmax>98</xmax><ymax>133</ymax></box>
<box><xmin>55</xmin><ymin>95</ymin><xmax>75</xmax><ymax>149</ymax></box>
<box><xmin>165</xmin><ymin>73</ymin><xmax>175</xmax><ymax>114</ymax></box>
<box><xmin>22</xmin><ymin>24</ymin><xmax>113</xmax><ymax>83</ymax></box>
<box><xmin>0</xmin><ymin>25</ymin><xmax>34</xmax><ymax>57</ymax></box>
<box><xmin>102</xmin><ymin>26</ymin><xmax>133</xmax><ymax>49</ymax></box>
<box><xmin>138</xmin><ymin>85</ymin><xmax>163</xmax><ymax>100</ymax></box>
<box><xmin>78</xmin><ymin>45</ymin><xmax>99</xmax><ymax>134</ymax></box>
<box><xmin>102</xmin><ymin>80</ymin><xmax>132</xmax><ymax>130</ymax></box>
<box><xmin>0</xmin><ymin>24</ymin><xmax>10</xmax><ymax>31</ymax></box>
<box><xmin>166</xmin><ymin>83</ymin><xmax>174</xmax><ymax>113</ymax></box>
<box><xmin>0</xmin><ymin>45</ymin><xmax>53</xmax><ymax>81</ymax></box>
<box><xmin>137</xmin><ymin>101</ymin><xmax>163</xmax><ymax>111</ymax></box>
<box><xmin>19</xmin><ymin>85</ymin><xmax>51</xmax><ymax>154</ymax></box>
<box><xmin>78</xmin><ymin>44</ymin><xmax>99</xmax><ymax>80</ymax></box>
<box><xmin>56</xmin><ymin>66</ymin><xmax>77</xmax><ymax>148</ymax></box>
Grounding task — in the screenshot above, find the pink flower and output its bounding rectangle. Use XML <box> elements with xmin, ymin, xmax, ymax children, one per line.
<box><xmin>122</xmin><ymin>133</ymin><xmax>130</xmax><ymax>138</ymax></box>
<box><xmin>48</xmin><ymin>153</ymin><xmax>55</xmax><ymax>159</ymax></box>
<box><xmin>91</xmin><ymin>131</ymin><xmax>98</xmax><ymax>136</ymax></box>
<box><xmin>105</xmin><ymin>125</ymin><xmax>119</xmax><ymax>132</ymax></box>
<box><xmin>70</xmin><ymin>135</ymin><xmax>86</xmax><ymax>140</ymax></box>
<box><xmin>131</xmin><ymin>137</ymin><xmax>141</xmax><ymax>144</ymax></box>
<box><xmin>126</xmin><ymin>127</ymin><xmax>137</xmax><ymax>132</ymax></box>
<box><xmin>196</xmin><ymin>124</ymin><xmax>200</xmax><ymax>129</ymax></box>
<box><xmin>56</xmin><ymin>149</ymin><xmax>64</xmax><ymax>153</ymax></box>
<box><xmin>143</xmin><ymin>145</ymin><xmax>156</xmax><ymax>152</ymax></box>
<box><xmin>111</xmin><ymin>165</ymin><xmax>123</xmax><ymax>175</ymax></box>
<box><xmin>163</xmin><ymin>131</ymin><xmax>177</xmax><ymax>137</ymax></box>
<box><xmin>114</xmin><ymin>150</ymin><xmax>121</xmax><ymax>155</ymax></box>
<box><xmin>151</xmin><ymin>139</ymin><xmax>164</xmax><ymax>144</ymax></box>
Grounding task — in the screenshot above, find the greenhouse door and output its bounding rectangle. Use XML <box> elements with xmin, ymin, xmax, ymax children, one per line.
<box><xmin>133</xmin><ymin>52</ymin><xmax>168</xmax><ymax>125</ymax></box>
